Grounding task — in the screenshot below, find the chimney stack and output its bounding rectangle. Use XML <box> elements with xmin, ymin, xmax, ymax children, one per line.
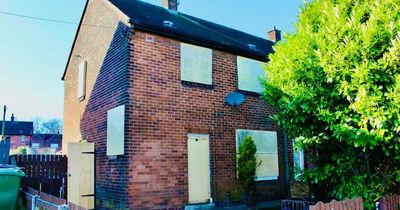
<box><xmin>268</xmin><ymin>26</ymin><xmax>281</xmax><ymax>42</ymax></box>
<box><xmin>162</xmin><ymin>0</ymin><xmax>178</xmax><ymax>11</ymax></box>
<box><xmin>11</xmin><ymin>113</ymin><xmax>14</xmax><ymax>122</ymax></box>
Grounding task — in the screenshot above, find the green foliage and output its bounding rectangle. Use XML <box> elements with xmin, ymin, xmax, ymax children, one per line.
<box><xmin>262</xmin><ymin>0</ymin><xmax>400</xmax><ymax>208</ymax></box>
<box><xmin>15</xmin><ymin>146</ymin><xmax>27</xmax><ymax>155</ymax></box>
<box><xmin>237</xmin><ymin>136</ymin><xmax>258</xmax><ymax>206</ymax></box>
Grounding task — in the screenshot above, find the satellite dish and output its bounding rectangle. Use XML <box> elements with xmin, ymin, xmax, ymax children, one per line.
<box><xmin>225</xmin><ymin>92</ymin><xmax>245</xmax><ymax>107</ymax></box>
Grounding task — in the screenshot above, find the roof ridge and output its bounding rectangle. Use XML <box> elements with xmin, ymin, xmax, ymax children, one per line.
<box><xmin>180</xmin><ymin>13</ymin><xmax>272</xmax><ymax>43</ymax></box>
<box><xmin>178</xmin><ymin>14</ymin><xmax>266</xmax><ymax>54</ymax></box>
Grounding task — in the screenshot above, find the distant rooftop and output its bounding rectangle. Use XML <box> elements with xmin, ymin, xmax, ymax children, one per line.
<box><xmin>2</xmin><ymin>121</ymin><xmax>33</xmax><ymax>136</ymax></box>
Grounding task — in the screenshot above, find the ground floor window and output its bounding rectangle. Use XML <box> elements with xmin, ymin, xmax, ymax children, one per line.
<box><xmin>293</xmin><ymin>141</ymin><xmax>305</xmax><ymax>180</ymax></box>
<box><xmin>236</xmin><ymin>129</ymin><xmax>279</xmax><ymax>181</ymax></box>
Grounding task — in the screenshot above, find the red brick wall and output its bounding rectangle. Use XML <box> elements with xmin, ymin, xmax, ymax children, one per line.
<box><xmin>125</xmin><ymin>31</ymin><xmax>289</xmax><ymax>208</ymax></box>
<box><xmin>9</xmin><ymin>135</ymin><xmax>30</xmax><ymax>152</ymax></box>
<box><xmin>63</xmin><ymin>0</ymin><xmax>129</xmax><ymax>152</ymax></box>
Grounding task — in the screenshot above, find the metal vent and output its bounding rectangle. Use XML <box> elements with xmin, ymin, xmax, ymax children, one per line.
<box><xmin>247</xmin><ymin>44</ymin><xmax>257</xmax><ymax>50</ymax></box>
<box><xmin>163</xmin><ymin>20</ymin><xmax>174</xmax><ymax>28</ymax></box>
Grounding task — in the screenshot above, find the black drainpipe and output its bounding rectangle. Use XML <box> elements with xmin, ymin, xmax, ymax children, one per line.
<box><xmin>283</xmin><ymin>132</ymin><xmax>291</xmax><ymax>198</ymax></box>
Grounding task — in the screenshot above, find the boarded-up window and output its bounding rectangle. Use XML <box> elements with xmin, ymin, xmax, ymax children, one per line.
<box><xmin>180</xmin><ymin>43</ymin><xmax>212</xmax><ymax>85</ymax></box>
<box><xmin>78</xmin><ymin>61</ymin><xmax>87</xmax><ymax>101</ymax></box>
<box><xmin>236</xmin><ymin>129</ymin><xmax>279</xmax><ymax>181</ymax></box>
<box><xmin>107</xmin><ymin>105</ymin><xmax>125</xmax><ymax>156</ymax></box>
<box><xmin>237</xmin><ymin>56</ymin><xmax>265</xmax><ymax>93</ymax></box>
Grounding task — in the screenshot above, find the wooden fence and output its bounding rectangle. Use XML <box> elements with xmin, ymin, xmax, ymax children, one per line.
<box><xmin>309</xmin><ymin>197</ymin><xmax>363</xmax><ymax>210</ymax></box>
<box><xmin>12</xmin><ymin>154</ymin><xmax>68</xmax><ymax>199</ymax></box>
<box><xmin>378</xmin><ymin>194</ymin><xmax>400</xmax><ymax>210</ymax></box>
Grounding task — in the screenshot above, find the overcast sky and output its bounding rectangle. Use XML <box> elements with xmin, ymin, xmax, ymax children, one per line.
<box><xmin>0</xmin><ymin>0</ymin><xmax>303</xmax><ymax>121</ymax></box>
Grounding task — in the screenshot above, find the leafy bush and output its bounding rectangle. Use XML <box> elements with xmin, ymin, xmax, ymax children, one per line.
<box><xmin>263</xmin><ymin>0</ymin><xmax>400</xmax><ymax>208</ymax></box>
<box><xmin>237</xmin><ymin>136</ymin><xmax>259</xmax><ymax>207</ymax></box>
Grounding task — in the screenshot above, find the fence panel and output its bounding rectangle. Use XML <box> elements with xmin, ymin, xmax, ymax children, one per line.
<box><xmin>11</xmin><ymin>154</ymin><xmax>68</xmax><ymax>199</ymax></box>
<box><xmin>379</xmin><ymin>194</ymin><xmax>400</xmax><ymax>210</ymax></box>
<box><xmin>309</xmin><ymin>197</ymin><xmax>363</xmax><ymax>210</ymax></box>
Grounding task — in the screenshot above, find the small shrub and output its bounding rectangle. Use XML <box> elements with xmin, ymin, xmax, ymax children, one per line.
<box><xmin>237</xmin><ymin>135</ymin><xmax>259</xmax><ymax>207</ymax></box>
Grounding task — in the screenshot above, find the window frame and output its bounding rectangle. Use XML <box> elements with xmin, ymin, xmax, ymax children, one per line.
<box><xmin>293</xmin><ymin>141</ymin><xmax>305</xmax><ymax>180</ymax></box>
<box><xmin>236</xmin><ymin>56</ymin><xmax>266</xmax><ymax>94</ymax></box>
<box><xmin>106</xmin><ymin>105</ymin><xmax>125</xmax><ymax>156</ymax></box>
<box><xmin>236</xmin><ymin>129</ymin><xmax>279</xmax><ymax>181</ymax></box>
<box><xmin>77</xmin><ymin>60</ymin><xmax>87</xmax><ymax>101</ymax></box>
<box><xmin>180</xmin><ymin>43</ymin><xmax>213</xmax><ymax>86</ymax></box>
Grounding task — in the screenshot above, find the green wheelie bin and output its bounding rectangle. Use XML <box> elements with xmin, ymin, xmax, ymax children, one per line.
<box><xmin>0</xmin><ymin>165</ymin><xmax>25</xmax><ymax>210</ymax></box>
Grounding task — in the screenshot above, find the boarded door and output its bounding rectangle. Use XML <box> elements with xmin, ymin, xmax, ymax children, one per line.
<box><xmin>68</xmin><ymin>142</ymin><xmax>95</xmax><ymax>209</ymax></box>
<box><xmin>188</xmin><ymin>133</ymin><xmax>210</xmax><ymax>204</ymax></box>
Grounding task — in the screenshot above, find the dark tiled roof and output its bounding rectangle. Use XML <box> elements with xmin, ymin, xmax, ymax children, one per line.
<box><xmin>109</xmin><ymin>0</ymin><xmax>274</xmax><ymax>61</ymax></box>
<box><xmin>2</xmin><ymin>121</ymin><xmax>33</xmax><ymax>135</ymax></box>
<box><xmin>31</xmin><ymin>134</ymin><xmax>62</xmax><ymax>147</ymax></box>
<box><xmin>62</xmin><ymin>0</ymin><xmax>274</xmax><ymax>80</ymax></box>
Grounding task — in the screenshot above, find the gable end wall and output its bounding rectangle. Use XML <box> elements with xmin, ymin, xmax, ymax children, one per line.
<box><xmin>63</xmin><ymin>0</ymin><xmax>131</xmax><ymax>208</ymax></box>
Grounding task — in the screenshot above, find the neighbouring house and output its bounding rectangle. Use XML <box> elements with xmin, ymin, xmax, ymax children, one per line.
<box><xmin>62</xmin><ymin>0</ymin><xmax>296</xmax><ymax>209</ymax></box>
<box><xmin>30</xmin><ymin>134</ymin><xmax>63</xmax><ymax>154</ymax></box>
<box><xmin>2</xmin><ymin>114</ymin><xmax>33</xmax><ymax>154</ymax></box>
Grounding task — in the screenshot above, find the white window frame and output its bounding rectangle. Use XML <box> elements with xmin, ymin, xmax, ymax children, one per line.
<box><xmin>180</xmin><ymin>43</ymin><xmax>212</xmax><ymax>85</ymax></box>
<box><xmin>236</xmin><ymin>129</ymin><xmax>279</xmax><ymax>181</ymax></box>
<box><xmin>237</xmin><ymin>56</ymin><xmax>266</xmax><ymax>93</ymax></box>
<box><xmin>77</xmin><ymin>60</ymin><xmax>87</xmax><ymax>101</ymax></box>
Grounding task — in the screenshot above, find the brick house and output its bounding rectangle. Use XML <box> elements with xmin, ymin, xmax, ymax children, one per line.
<box><xmin>30</xmin><ymin>134</ymin><xmax>63</xmax><ymax>154</ymax></box>
<box><xmin>62</xmin><ymin>0</ymin><xmax>294</xmax><ymax>209</ymax></box>
<box><xmin>2</xmin><ymin>114</ymin><xmax>33</xmax><ymax>154</ymax></box>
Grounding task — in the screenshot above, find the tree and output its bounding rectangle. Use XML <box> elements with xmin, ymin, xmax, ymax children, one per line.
<box><xmin>262</xmin><ymin>0</ymin><xmax>400</xmax><ymax>208</ymax></box>
<box><xmin>33</xmin><ymin>118</ymin><xmax>63</xmax><ymax>134</ymax></box>
<box><xmin>237</xmin><ymin>136</ymin><xmax>259</xmax><ymax>208</ymax></box>
<box><xmin>32</xmin><ymin>117</ymin><xmax>44</xmax><ymax>134</ymax></box>
<box><xmin>42</xmin><ymin>119</ymin><xmax>63</xmax><ymax>134</ymax></box>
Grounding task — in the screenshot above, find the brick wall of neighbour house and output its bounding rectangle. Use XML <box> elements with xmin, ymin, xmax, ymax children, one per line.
<box><xmin>63</xmin><ymin>0</ymin><xmax>130</xmax><ymax>209</ymax></box>
<box><xmin>9</xmin><ymin>135</ymin><xmax>31</xmax><ymax>151</ymax></box>
<box><xmin>125</xmin><ymin>31</ymin><xmax>291</xmax><ymax>208</ymax></box>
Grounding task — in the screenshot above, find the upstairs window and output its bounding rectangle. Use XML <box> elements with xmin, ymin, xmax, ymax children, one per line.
<box><xmin>78</xmin><ymin>60</ymin><xmax>87</xmax><ymax>101</ymax></box>
<box><xmin>20</xmin><ymin>135</ymin><xmax>26</xmax><ymax>142</ymax></box>
<box><xmin>180</xmin><ymin>43</ymin><xmax>212</xmax><ymax>85</ymax></box>
<box><xmin>236</xmin><ymin>129</ymin><xmax>279</xmax><ymax>181</ymax></box>
<box><xmin>237</xmin><ymin>56</ymin><xmax>265</xmax><ymax>93</ymax></box>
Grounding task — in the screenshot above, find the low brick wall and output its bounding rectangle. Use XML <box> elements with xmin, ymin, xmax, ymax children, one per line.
<box><xmin>290</xmin><ymin>181</ymin><xmax>310</xmax><ymax>198</ymax></box>
<box><xmin>21</xmin><ymin>187</ymin><xmax>86</xmax><ymax>210</ymax></box>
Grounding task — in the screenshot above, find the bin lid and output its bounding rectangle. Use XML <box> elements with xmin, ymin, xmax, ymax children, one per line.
<box><xmin>0</xmin><ymin>164</ymin><xmax>25</xmax><ymax>177</ymax></box>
